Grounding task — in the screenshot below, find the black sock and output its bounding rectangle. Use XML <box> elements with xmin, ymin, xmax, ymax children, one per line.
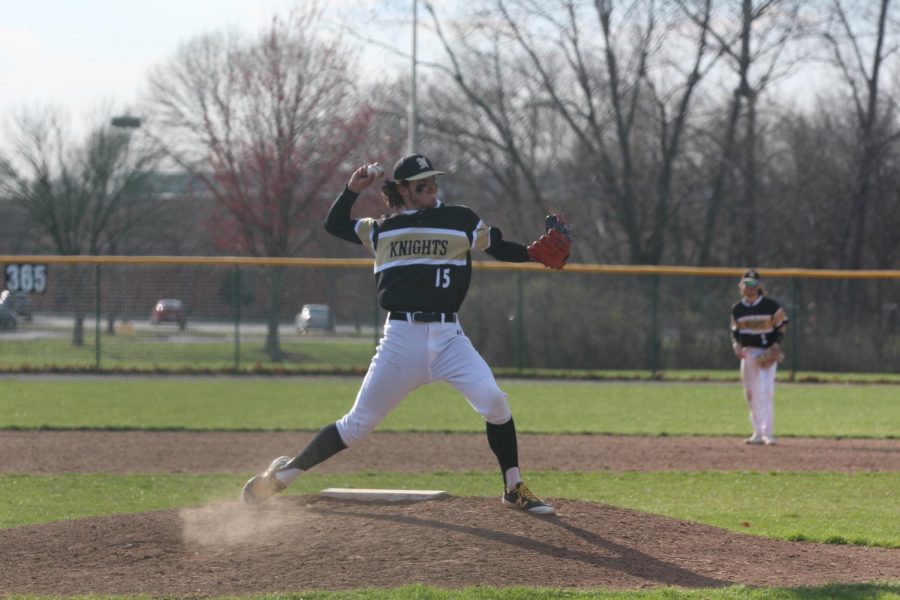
<box><xmin>486</xmin><ymin>417</ymin><xmax>519</xmax><ymax>486</ymax></box>
<box><xmin>285</xmin><ymin>423</ymin><xmax>347</xmax><ymax>471</ymax></box>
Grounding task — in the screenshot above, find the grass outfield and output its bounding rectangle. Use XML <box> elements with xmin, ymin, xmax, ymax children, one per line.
<box><xmin>2</xmin><ymin>471</ymin><xmax>898</xmax><ymax>548</ymax></box>
<box><xmin>1</xmin><ymin>378</ymin><xmax>898</xmax><ymax>437</ymax></box>
<box><xmin>3</xmin><ymin>377</ymin><xmax>898</xmax><ymax>599</ymax></box>
<box><xmin>0</xmin><ymin>335</ymin><xmax>376</xmax><ymax>370</ymax></box>
<box><xmin>3</xmin><ymin>333</ymin><xmax>900</xmax><ymax>384</ymax></box>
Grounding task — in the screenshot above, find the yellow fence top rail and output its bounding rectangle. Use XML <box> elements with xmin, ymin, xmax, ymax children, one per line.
<box><xmin>2</xmin><ymin>255</ymin><xmax>899</xmax><ymax>279</ymax></box>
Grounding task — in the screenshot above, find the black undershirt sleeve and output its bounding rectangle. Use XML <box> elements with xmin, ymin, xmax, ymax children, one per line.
<box><xmin>771</xmin><ymin>320</ymin><xmax>787</xmax><ymax>344</ymax></box>
<box><xmin>324</xmin><ymin>186</ymin><xmax>362</xmax><ymax>244</ymax></box>
<box><xmin>485</xmin><ymin>227</ymin><xmax>530</xmax><ymax>262</ymax></box>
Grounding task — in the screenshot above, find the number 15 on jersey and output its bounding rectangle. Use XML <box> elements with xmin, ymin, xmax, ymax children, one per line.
<box><xmin>435</xmin><ymin>267</ymin><xmax>451</xmax><ymax>288</ymax></box>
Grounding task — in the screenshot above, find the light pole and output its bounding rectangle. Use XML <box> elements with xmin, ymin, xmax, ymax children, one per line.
<box><xmin>408</xmin><ymin>0</ymin><xmax>418</xmax><ymax>154</ymax></box>
<box><xmin>111</xmin><ymin>116</ymin><xmax>141</xmax><ymax>129</ymax></box>
<box><xmin>106</xmin><ymin>115</ymin><xmax>142</xmax><ymax>335</ymax></box>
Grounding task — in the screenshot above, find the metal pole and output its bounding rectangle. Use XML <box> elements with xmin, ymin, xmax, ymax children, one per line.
<box><xmin>373</xmin><ymin>292</ymin><xmax>380</xmax><ymax>350</ymax></box>
<box><xmin>95</xmin><ymin>264</ymin><xmax>102</xmax><ymax>369</ymax></box>
<box><xmin>233</xmin><ymin>265</ymin><xmax>241</xmax><ymax>371</ymax></box>
<box><xmin>649</xmin><ymin>275</ymin><xmax>660</xmax><ymax>376</ymax></box>
<box><xmin>516</xmin><ymin>271</ymin><xmax>524</xmax><ymax>375</ymax></box>
<box><xmin>791</xmin><ymin>277</ymin><xmax>799</xmax><ymax>381</ymax></box>
<box><xmin>408</xmin><ymin>0</ymin><xmax>418</xmax><ymax>154</ymax></box>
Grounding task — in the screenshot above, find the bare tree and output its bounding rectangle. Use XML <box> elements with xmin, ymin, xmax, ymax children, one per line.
<box><xmin>768</xmin><ymin>106</ymin><xmax>849</xmax><ymax>268</ymax></box>
<box><xmin>0</xmin><ymin>158</ymin><xmax>35</xmax><ymax>254</ymax></box>
<box><xmin>419</xmin><ymin>5</ymin><xmax>556</xmax><ymax>238</ymax></box>
<box><xmin>1</xmin><ymin>107</ymin><xmax>162</xmax><ymax>346</ymax></box>
<box><xmin>421</xmin><ymin>0</ymin><xmax>718</xmax><ymax>265</ymax></box>
<box><xmin>678</xmin><ymin>0</ymin><xmax>810</xmax><ymax>266</ymax></box>
<box><xmin>146</xmin><ymin>8</ymin><xmax>374</xmax><ymax>360</ymax></box>
<box><xmin>822</xmin><ymin>0</ymin><xmax>898</xmax><ymax>270</ymax></box>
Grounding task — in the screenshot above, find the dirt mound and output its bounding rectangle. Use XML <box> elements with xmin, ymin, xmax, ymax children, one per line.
<box><xmin>4</xmin><ymin>432</ymin><xmax>899</xmax><ymax>595</ymax></box>
<box><xmin>2</xmin><ymin>495</ymin><xmax>898</xmax><ymax>596</ymax></box>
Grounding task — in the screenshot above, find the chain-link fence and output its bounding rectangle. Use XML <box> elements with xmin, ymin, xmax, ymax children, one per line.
<box><xmin>1</xmin><ymin>258</ymin><xmax>898</xmax><ymax>375</ymax></box>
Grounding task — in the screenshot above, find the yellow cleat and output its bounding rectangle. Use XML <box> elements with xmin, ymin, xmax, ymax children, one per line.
<box><xmin>502</xmin><ymin>481</ymin><xmax>555</xmax><ymax>515</ymax></box>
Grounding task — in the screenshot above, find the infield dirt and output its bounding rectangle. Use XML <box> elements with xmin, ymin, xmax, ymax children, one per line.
<box><xmin>1</xmin><ymin>432</ymin><xmax>898</xmax><ymax>596</ymax></box>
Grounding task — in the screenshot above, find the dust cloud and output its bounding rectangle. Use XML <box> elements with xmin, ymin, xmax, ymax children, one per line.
<box><xmin>179</xmin><ymin>501</ymin><xmax>315</xmax><ymax>549</ymax></box>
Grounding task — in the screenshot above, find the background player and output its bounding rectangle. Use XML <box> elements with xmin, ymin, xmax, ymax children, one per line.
<box><xmin>730</xmin><ymin>269</ymin><xmax>789</xmax><ymax>445</ymax></box>
<box><xmin>242</xmin><ymin>153</ymin><xmax>571</xmax><ymax>514</ymax></box>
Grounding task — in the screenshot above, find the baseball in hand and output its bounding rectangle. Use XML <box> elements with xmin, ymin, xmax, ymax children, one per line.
<box><xmin>366</xmin><ymin>163</ymin><xmax>384</xmax><ymax>178</ymax></box>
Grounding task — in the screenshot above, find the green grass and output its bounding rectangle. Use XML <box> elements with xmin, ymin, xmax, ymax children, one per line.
<box><xmin>1</xmin><ymin>378</ymin><xmax>898</xmax><ymax>437</ymax></box>
<box><xmin>493</xmin><ymin>367</ymin><xmax>900</xmax><ymax>384</ymax></box>
<box><xmin>4</xmin><ymin>326</ymin><xmax>900</xmax><ymax>385</ymax></box>
<box><xmin>0</xmin><ymin>334</ymin><xmax>376</xmax><ymax>370</ymax></box>
<box><xmin>3</xmin><ymin>471</ymin><xmax>898</xmax><ymax>548</ymax></box>
<box><xmin>3</xmin><ymin>378</ymin><xmax>898</xmax><ymax>599</ymax></box>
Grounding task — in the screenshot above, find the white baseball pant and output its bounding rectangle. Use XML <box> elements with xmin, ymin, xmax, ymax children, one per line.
<box><xmin>336</xmin><ymin>316</ymin><xmax>512</xmax><ymax>446</ymax></box>
<box><xmin>740</xmin><ymin>347</ymin><xmax>778</xmax><ymax>439</ymax></box>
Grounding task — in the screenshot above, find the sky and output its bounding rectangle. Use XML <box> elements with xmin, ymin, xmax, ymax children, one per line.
<box><xmin>0</xmin><ymin>0</ymin><xmax>417</xmax><ymax>132</ymax></box>
<box><xmin>1</xmin><ymin>0</ymin><xmax>832</xmax><ymax>142</ymax></box>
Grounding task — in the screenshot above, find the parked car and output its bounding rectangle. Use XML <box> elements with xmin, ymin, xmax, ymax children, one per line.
<box><xmin>0</xmin><ymin>303</ymin><xmax>16</xmax><ymax>331</ymax></box>
<box><xmin>295</xmin><ymin>303</ymin><xmax>333</xmax><ymax>334</ymax></box>
<box><xmin>150</xmin><ymin>298</ymin><xmax>187</xmax><ymax>330</ymax></box>
<box><xmin>0</xmin><ymin>290</ymin><xmax>30</xmax><ymax>321</ymax></box>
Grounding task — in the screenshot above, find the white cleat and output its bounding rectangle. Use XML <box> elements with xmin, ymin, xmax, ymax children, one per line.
<box><xmin>241</xmin><ymin>456</ymin><xmax>290</xmax><ymax>504</ymax></box>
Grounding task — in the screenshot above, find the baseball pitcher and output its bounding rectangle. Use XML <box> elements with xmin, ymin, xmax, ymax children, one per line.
<box><xmin>242</xmin><ymin>153</ymin><xmax>572</xmax><ymax>514</ymax></box>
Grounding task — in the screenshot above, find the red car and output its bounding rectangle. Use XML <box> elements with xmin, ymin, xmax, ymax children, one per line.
<box><xmin>150</xmin><ymin>298</ymin><xmax>187</xmax><ymax>330</ymax></box>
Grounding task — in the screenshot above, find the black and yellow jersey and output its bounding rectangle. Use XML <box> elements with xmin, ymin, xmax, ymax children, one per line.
<box><xmin>731</xmin><ymin>296</ymin><xmax>788</xmax><ymax>348</ymax></box>
<box><xmin>325</xmin><ymin>187</ymin><xmax>529</xmax><ymax>313</ymax></box>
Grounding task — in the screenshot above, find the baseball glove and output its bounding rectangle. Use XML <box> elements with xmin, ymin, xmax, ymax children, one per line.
<box><xmin>756</xmin><ymin>345</ymin><xmax>784</xmax><ymax>368</ymax></box>
<box><xmin>527</xmin><ymin>214</ymin><xmax>572</xmax><ymax>270</ymax></box>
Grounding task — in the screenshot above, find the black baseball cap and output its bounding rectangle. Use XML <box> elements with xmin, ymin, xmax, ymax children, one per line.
<box><xmin>741</xmin><ymin>268</ymin><xmax>761</xmax><ymax>285</ymax></box>
<box><xmin>392</xmin><ymin>154</ymin><xmax>446</xmax><ymax>182</ymax></box>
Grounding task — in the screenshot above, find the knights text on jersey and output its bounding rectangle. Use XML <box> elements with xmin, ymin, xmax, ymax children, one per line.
<box><xmin>354</xmin><ymin>203</ymin><xmax>491</xmax><ymax>312</ymax></box>
<box><xmin>731</xmin><ymin>296</ymin><xmax>788</xmax><ymax>348</ymax></box>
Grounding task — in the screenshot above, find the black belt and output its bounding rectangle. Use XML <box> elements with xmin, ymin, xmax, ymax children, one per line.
<box><xmin>389</xmin><ymin>311</ymin><xmax>457</xmax><ymax>323</ymax></box>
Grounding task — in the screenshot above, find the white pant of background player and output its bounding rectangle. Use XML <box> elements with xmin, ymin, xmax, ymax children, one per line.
<box><xmin>336</xmin><ymin>315</ymin><xmax>512</xmax><ymax>445</ymax></box>
<box><xmin>740</xmin><ymin>347</ymin><xmax>778</xmax><ymax>444</ymax></box>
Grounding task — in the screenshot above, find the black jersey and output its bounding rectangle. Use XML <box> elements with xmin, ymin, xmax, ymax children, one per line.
<box><xmin>325</xmin><ymin>188</ymin><xmax>529</xmax><ymax>313</ymax></box>
<box><xmin>731</xmin><ymin>296</ymin><xmax>788</xmax><ymax>348</ymax></box>
<box><xmin>355</xmin><ymin>202</ymin><xmax>488</xmax><ymax>312</ymax></box>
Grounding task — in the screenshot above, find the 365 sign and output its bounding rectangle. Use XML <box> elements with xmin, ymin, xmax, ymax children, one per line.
<box><xmin>4</xmin><ymin>264</ymin><xmax>48</xmax><ymax>294</ymax></box>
